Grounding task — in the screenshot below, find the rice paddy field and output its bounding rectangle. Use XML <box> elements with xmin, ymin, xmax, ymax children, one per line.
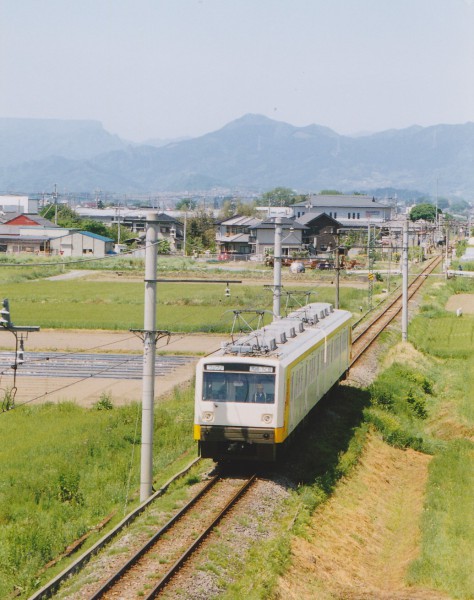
<box><xmin>0</xmin><ymin>279</ymin><xmax>371</xmax><ymax>332</ymax></box>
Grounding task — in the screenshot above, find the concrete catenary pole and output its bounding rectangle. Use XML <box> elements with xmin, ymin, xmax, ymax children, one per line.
<box><xmin>402</xmin><ymin>217</ymin><xmax>409</xmax><ymax>342</ymax></box>
<box><xmin>335</xmin><ymin>230</ymin><xmax>341</xmax><ymax>309</ymax></box>
<box><xmin>140</xmin><ymin>212</ymin><xmax>159</xmax><ymax>502</ymax></box>
<box><xmin>273</xmin><ymin>216</ymin><xmax>282</xmax><ymax>318</ymax></box>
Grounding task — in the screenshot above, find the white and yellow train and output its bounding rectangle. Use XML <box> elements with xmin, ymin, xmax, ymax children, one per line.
<box><xmin>194</xmin><ymin>302</ymin><xmax>352</xmax><ymax>461</ymax></box>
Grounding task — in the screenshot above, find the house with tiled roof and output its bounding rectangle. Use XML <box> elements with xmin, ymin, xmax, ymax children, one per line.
<box><xmin>2</xmin><ymin>213</ymin><xmax>59</xmax><ymax>227</ymax></box>
<box><xmin>216</xmin><ymin>215</ymin><xmax>261</xmax><ymax>256</ymax></box>
<box><xmin>295</xmin><ymin>213</ymin><xmax>343</xmax><ymax>254</ymax></box>
<box><xmin>248</xmin><ymin>216</ymin><xmax>307</xmax><ymax>257</ymax></box>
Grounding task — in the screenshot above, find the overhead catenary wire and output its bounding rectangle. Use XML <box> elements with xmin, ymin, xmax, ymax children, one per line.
<box><xmin>0</xmin><ymin>270</ymin><xmax>277</xmax><ymax>411</ymax></box>
<box><xmin>0</xmin><ymin>352</ymin><xmax>148</xmax><ymax>412</ymax></box>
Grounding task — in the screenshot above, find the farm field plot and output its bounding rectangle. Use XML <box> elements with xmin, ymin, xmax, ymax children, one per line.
<box><xmin>0</xmin><ymin>279</ymin><xmax>369</xmax><ymax>331</ymax></box>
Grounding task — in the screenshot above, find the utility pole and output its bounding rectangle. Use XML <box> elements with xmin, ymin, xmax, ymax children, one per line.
<box><xmin>273</xmin><ymin>216</ymin><xmax>282</xmax><ymax>318</ymax></box>
<box><xmin>133</xmin><ymin>229</ymin><xmax>171</xmax><ymax>501</ymax></box>
<box><xmin>335</xmin><ymin>230</ymin><xmax>341</xmax><ymax>309</ymax></box>
<box><xmin>402</xmin><ymin>217</ymin><xmax>409</xmax><ymax>342</ymax></box>
<box><xmin>367</xmin><ymin>223</ymin><xmax>375</xmax><ymax>310</ymax></box>
<box><xmin>183</xmin><ymin>211</ymin><xmax>187</xmax><ymax>256</ymax></box>
<box><xmin>445</xmin><ymin>223</ymin><xmax>450</xmax><ymax>281</ymax></box>
<box><xmin>53</xmin><ymin>184</ymin><xmax>58</xmax><ymax>225</ymax></box>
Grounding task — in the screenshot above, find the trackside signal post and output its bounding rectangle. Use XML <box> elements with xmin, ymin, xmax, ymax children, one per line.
<box><xmin>402</xmin><ymin>217</ymin><xmax>409</xmax><ymax>342</ymax></box>
<box><xmin>0</xmin><ymin>298</ymin><xmax>40</xmax><ymax>408</ymax></box>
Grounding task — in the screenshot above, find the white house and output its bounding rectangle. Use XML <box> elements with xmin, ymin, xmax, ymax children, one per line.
<box><xmin>292</xmin><ymin>195</ymin><xmax>392</xmax><ymax>227</ymax></box>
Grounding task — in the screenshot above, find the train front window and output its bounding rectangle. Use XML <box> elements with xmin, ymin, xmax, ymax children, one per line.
<box><xmin>203</xmin><ymin>372</ymin><xmax>275</xmax><ymax>403</ymax></box>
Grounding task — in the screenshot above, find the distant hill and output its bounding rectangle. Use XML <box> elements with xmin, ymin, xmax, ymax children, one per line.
<box><xmin>1</xmin><ymin>114</ymin><xmax>473</xmax><ymax>196</ymax></box>
<box><xmin>0</xmin><ymin>118</ymin><xmax>128</xmax><ymax>166</ymax></box>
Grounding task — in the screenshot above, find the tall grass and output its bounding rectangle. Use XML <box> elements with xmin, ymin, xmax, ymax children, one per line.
<box><xmin>407</xmin><ymin>439</ymin><xmax>474</xmax><ymax>598</ymax></box>
<box><xmin>0</xmin><ymin>386</ymin><xmax>195</xmax><ymax>598</ymax></box>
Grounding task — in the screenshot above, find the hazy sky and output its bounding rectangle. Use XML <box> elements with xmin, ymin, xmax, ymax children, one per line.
<box><xmin>1</xmin><ymin>0</ymin><xmax>473</xmax><ymax>142</ymax></box>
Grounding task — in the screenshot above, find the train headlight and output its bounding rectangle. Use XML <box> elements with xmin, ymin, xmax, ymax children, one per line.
<box><xmin>202</xmin><ymin>411</ymin><xmax>214</xmax><ymax>423</ymax></box>
<box><xmin>261</xmin><ymin>414</ymin><xmax>273</xmax><ymax>424</ymax></box>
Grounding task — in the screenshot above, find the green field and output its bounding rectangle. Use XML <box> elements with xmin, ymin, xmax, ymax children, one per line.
<box><xmin>0</xmin><ymin>280</ymin><xmax>369</xmax><ymax>332</ymax></box>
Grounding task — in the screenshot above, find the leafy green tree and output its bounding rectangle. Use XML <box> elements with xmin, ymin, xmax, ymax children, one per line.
<box><xmin>81</xmin><ymin>219</ymin><xmax>110</xmax><ymax>237</ymax></box>
<box><xmin>261</xmin><ymin>187</ymin><xmax>308</xmax><ymax>207</ymax></box>
<box><xmin>40</xmin><ymin>204</ymin><xmax>83</xmax><ymax>228</ymax></box>
<box><xmin>320</xmin><ymin>189</ymin><xmax>343</xmax><ymax>195</ymax></box>
<box><xmin>409</xmin><ymin>203</ymin><xmax>440</xmax><ymax>222</ymax></box>
<box><xmin>186</xmin><ymin>209</ymin><xmax>216</xmax><ymax>252</ymax></box>
<box><xmin>108</xmin><ymin>223</ymin><xmax>134</xmax><ymax>244</ymax></box>
<box><xmin>40</xmin><ymin>204</ymin><xmax>119</xmax><ymax>240</ymax></box>
<box><xmin>218</xmin><ymin>199</ymin><xmax>257</xmax><ymax>219</ymax></box>
<box><xmin>157</xmin><ymin>239</ymin><xmax>171</xmax><ymax>254</ymax></box>
<box><xmin>176</xmin><ymin>198</ymin><xmax>197</xmax><ymax>211</ymax></box>
<box><xmin>219</xmin><ymin>200</ymin><xmax>236</xmax><ymax>219</ymax></box>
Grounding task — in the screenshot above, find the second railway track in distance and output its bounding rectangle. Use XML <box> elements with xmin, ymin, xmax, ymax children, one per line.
<box><xmin>350</xmin><ymin>254</ymin><xmax>442</xmax><ymax>365</ymax></box>
<box><xmin>86</xmin><ymin>473</ymin><xmax>256</xmax><ymax>600</ymax></box>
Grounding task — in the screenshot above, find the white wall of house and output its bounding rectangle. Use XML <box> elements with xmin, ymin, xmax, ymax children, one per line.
<box><xmin>50</xmin><ymin>232</ymin><xmax>113</xmax><ymax>257</ymax></box>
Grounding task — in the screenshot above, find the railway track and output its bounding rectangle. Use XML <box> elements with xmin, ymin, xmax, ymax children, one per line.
<box><xmin>85</xmin><ymin>473</ymin><xmax>256</xmax><ymax>599</ymax></box>
<box><xmin>350</xmin><ymin>254</ymin><xmax>442</xmax><ymax>365</ymax></box>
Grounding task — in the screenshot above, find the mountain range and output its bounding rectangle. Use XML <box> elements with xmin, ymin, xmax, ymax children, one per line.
<box><xmin>0</xmin><ymin>115</ymin><xmax>473</xmax><ymax>197</ymax></box>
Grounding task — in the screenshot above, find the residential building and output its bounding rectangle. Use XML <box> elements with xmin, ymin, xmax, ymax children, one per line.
<box><xmin>292</xmin><ymin>195</ymin><xmax>392</xmax><ymax>227</ymax></box>
<box><xmin>216</xmin><ymin>215</ymin><xmax>261</xmax><ymax>256</ymax></box>
<box><xmin>249</xmin><ymin>217</ymin><xmax>307</xmax><ymax>257</ymax></box>
<box><xmin>295</xmin><ymin>213</ymin><xmax>343</xmax><ymax>254</ymax></box>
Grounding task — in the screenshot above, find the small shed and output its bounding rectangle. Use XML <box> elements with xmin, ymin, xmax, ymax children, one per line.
<box><xmin>50</xmin><ymin>231</ymin><xmax>114</xmax><ymax>257</ymax></box>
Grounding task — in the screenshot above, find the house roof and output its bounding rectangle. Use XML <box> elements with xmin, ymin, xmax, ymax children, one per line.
<box><xmin>249</xmin><ymin>216</ymin><xmax>307</xmax><ymax>230</ymax></box>
<box><xmin>153</xmin><ymin>212</ymin><xmax>183</xmax><ymax>224</ymax></box>
<box><xmin>79</xmin><ymin>231</ymin><xmax>114</xmax><ymax>242</ymax></box>
<box><xmin>216</xmin><ymin>232</ymin><xmax>251</xmax><ymax>243</ymax></box>
<box><xmin>51</xmin><ymin>230</ymin><xmax>114</xmax><ymax>243</ymax></box>
<box><xmin>295</xmin><ymin>212</ymin><xmax>343</xmax><ymax>227</ymax></box>
<box><xmin>219</xmin><ymin>215</ymin><xmax>261</xmax><ymax>227</ymax></box>
<box><xmin>293</xmin><ymin>195</ymin><xmax>388</xmax><ymax>209</ymax></box>
<box><xmin>0</xmin><ymin>234</ymin><xmax>51</xmax><ymax>243</ymax></box>
<box><xmin>3</xmin><ymin>213</ymin><xmax>59</xmax><ymax>227</ymax></box>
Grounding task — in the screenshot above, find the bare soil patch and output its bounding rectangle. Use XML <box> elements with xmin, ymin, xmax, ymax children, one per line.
<box><xmin>445</xmin><ymin>293</ymin><xmax>474</xmax><ymax>314</ymax></box>
<box><xmin>2</xmin><ymin>331</ymin><xmax>226</xmax><ymax>407</ymax></box>
<box><xmin>276</xmin><ymin>435</ymin><xmax>449</xmax><ymax>600</ymax></box>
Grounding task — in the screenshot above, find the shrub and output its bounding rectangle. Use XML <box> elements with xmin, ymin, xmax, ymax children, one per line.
<box><xmin>94</xmin><ymin>393</ymin><xmax>114</xmax><ymax>411</ymax></box>
<box><xmin>405</xmin><ymin>390</ymin><xmax>428</xmax><ymax>419</ymax></box>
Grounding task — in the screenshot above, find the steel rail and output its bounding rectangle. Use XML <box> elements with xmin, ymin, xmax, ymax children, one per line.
<box><xmin>88</xmin><ymin>474</ymin><xmax>256</xmax><ymax>599</ymax></box>
<box><xmin>87</xmin><ymin>473</ymin><xmax>221</xmax><ymax>599</ymax></box>
<box><xmin>145</xmin><ymin>474</ymin><xmax>257</xmax><ymax>598</ymax></box>
<box><xmin>350</xmin><ymin>254</ymin><xmax>442</xmax><ymax>365</ymax></box>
